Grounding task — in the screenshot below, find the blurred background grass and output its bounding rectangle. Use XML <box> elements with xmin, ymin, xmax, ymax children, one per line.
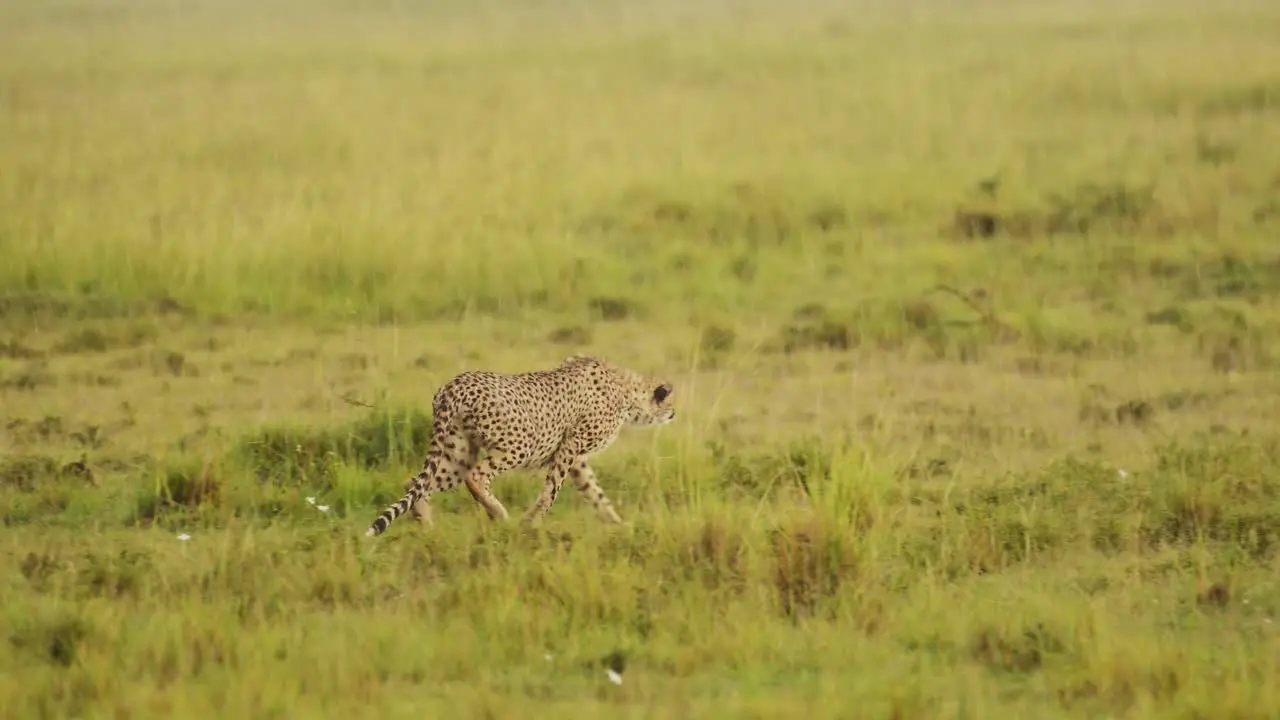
<box><xmin>3</xmin><ymin>0</ymin><xmax>1280</xmax><ymax>717</ymax></box>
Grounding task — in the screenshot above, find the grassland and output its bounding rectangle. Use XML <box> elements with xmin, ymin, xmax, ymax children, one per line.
<box><xmin>3</xmin><ymin>0</ymin><xmax>1280</xmax><ymax>717</ymax></box>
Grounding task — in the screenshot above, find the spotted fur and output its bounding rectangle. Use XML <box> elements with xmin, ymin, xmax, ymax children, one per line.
<box><xmin>364</xmin><ymin>354</ymin><xmax>676</xmax><ymax>537</ymax></box>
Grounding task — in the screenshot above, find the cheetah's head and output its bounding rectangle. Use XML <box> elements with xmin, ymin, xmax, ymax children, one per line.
<box><xmin>627</xmin><ymin>378</ymin><xmax>676</xmax><ymax>427</ymax></box>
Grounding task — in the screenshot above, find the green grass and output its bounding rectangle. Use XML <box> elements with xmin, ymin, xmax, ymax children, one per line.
<box><xmin>3</xmin><ymin>0</ymin><xmax>1280</xmax><ymax>717</ymax></box>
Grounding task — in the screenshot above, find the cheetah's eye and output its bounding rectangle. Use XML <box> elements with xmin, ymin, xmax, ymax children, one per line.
<box><xmin>653</xmin><ymin>385</ymin><xmax>671</xmax><ymax>404</ymax></box>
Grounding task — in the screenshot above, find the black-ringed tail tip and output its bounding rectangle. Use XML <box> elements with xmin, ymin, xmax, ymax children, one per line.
<box><xmin>365</xmin><ymin>515</ymin><xmax>392</xmax><ymax>537</ymax></box>
<box><xmin>365</xmin><ymin>513</ymin><xmax>394</xmax><ymax>537</ymax></box>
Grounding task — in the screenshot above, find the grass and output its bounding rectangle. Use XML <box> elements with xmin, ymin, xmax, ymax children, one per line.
<box><xmin>3</xmin><ymin>0</ymin><xmax>1280</xmax><ymax>716</ymax></box>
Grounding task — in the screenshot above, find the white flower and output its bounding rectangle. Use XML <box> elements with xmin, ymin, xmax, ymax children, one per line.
<box><xmin>176</xmin><ymin>533</ymin><xmax>191</xmax><ymax>541</ymax></box>
<box><xmin>306</xmin><ymin>496</ymin><xmax>317</xmax><ymax>505</ymax></box>
<box><xmin>1117</xmin><ymin>469</ymin><xmax>1128</xmax><ymax>478</ymax></box>
<box><xmin>316</xmin><ymin>505</ymin><xmax>330</xmax><ymax>513</ymax></box>
<box><xmin>606</xmin><ymin>669</ymin><xmax>623</xmax><ymax>685</ymax></box>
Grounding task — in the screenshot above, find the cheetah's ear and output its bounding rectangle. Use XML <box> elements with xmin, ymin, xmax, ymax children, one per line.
<box><xmin>653</xmin><ymin>384</ymin><xmax>672</xmax><ymax>404</ymax></box>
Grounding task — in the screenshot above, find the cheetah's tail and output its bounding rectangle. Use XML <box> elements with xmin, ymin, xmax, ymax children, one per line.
<box><xmin>364</xmin><ymin>486</ymin><xmax>421</xmax><ymax>538</ymax></box>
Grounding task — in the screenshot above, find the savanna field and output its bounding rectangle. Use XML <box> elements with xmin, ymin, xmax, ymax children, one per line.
<box><xmin>3</xmin><ymin>0</ymin><xmax>1280</xmax><ymax>717</ymax></box>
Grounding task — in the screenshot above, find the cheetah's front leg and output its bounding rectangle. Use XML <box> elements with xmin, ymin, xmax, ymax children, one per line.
<box><xmin>569</xmin><ymin>458</ymin><xmax>623</xmax><ymax>524</ymax></box>
<box><xmin>524</xmin><ymin>448</ymin><xmax>577</xmax><ymax>526</ymax></box>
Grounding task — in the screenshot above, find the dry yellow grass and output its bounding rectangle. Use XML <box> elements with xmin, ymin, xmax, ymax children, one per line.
<box><xmin>3</xmin><ymin>0</ymin><xmax>1280</xmax><ymax>717</ymax></box>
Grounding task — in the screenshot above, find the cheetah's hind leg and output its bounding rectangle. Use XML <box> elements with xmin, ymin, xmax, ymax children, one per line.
<box><xmin>406</xmin><ymin>431</ymin><xmax>478</xmax><ymax>526</ymax></box>
<box><xmin>524</xmin><ymin>447</ymin><xmax>577</xmax><ymax>526</ymax></box>
<box><xmin>461</xmin><ymin>451</ymin><xmax>516</xmax><ymax>521</ymax></box>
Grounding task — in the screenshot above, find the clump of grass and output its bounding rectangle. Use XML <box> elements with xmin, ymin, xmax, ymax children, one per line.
<box><xmin>663</xmin><ymin>515</ymin><xmax>751</xmax><ymax>593</ymax></box>
<box><xmin>0</xmin><ymin>454</ymin><xmax>61</xmax><ymax>492</ymax></box>
<box><xmin>236</xmin><ymin>407</ymin><xmax>434</xmax><ymax>485</ymax></box>
<box><xmin>769</xmin><ymin>514</ymin><xmax>862</xmax><ymax>621</ymax></box>
<box><xmin>969</xmin><ymin>620</ymin><xmax>1066</xmax><ymax>675</ymax></box>
<box><xmin>5</xmin><ymin>0</ymin><xmax>1280</xmax><ymax>716</ymax></box>
<box><xmin>9</xmin><ymin>614</ymin><xmax>93</xmax><ymax>669</ymax></box>
<box><xmin>1142</xmin><ymin>439</ymin><xmax>1280</xmax><ymax>558</ymax></box>
<box><xmin>132</xmin><ymin>460</ymin><xmax>225</xmax><ymax>526</ymax></box>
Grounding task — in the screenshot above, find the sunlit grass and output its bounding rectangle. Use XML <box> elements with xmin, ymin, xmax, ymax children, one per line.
<box><xmin>3</xmin><ymin>0</ymin><xmax>1280</xmax><ymax>716</ymax></box>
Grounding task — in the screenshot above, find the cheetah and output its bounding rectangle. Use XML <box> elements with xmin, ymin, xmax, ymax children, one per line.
<box><xmin>364</xmin><ymin>354</ymin><xmax>676</xmax><ymax>537</ymax></box>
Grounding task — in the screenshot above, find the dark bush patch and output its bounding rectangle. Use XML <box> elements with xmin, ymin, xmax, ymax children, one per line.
<box><xmin>161</xmin><ymin>463</ymin><xmax>223</xmax><ymax>507</ymax></box>
<box><xmin>970</xmin><ymin>457</ymin><xmax>1129</xmax><ymax>509</ymax></box>
<box><xmin>0</xmin><ymin>365</ymin><xmax>57</xmax><ymax>391</ymax></box>
<box><xmin>547</xmin><ymin>326</ymin><xmax>592</xmax><ymax>345</ymax></box>
<box><xmin>1199</xmin><ymin>255</ymin><xmax>1280</xmax><ymax>302</ymax></box>
<box><xmin>1078</xmin><ymin>399</ymin><xmax>1158</xmax><ymax>426</ymax></box>
<box><xmin>0</xmin><ymin>293</ymin><xmax>189</xmax><ymax>327</ymax></box>
<box><xmin>339</xmin><ymin>352</ymin><xmax>369</xmax><ymax>372</ymax></box>
<box><xmin>948</xmin><ymin>180</ymin><xmax>1212</xmax><ymax>240</ymax></box>
<box><xmin>953</xmin><ymin>210</ymin><xmax>1001</xmax><ymax>240</ymax></box>
<box><xmin>19</xmin><ymin>551</ymin><xmax>65</xmax><ymax>591</ymax></box>
<box><xmin>70</xmin><ymin>372</ymin><xmax>123</xmax><ymax>388</ymax></box>
<box><xmin>134</xmin><ymin>461</ymin><xmax>225</xmax><ymax>523</ymax></box>
<box><xmin>670</xmin><ymin>518</ymin><xmax>749</xmax><ymax>593</ymax></box>
<box><xmin>1155</xmin><ymin>390</ymin><xmax>1216</xmax><ymax>412</ymax></box>
<box><xmin>692</xmin><ymin>324</ymin><xmax>738</xmax><ymax>369</ymax></box>
<box><xmin>577</xmin><ymin>183</ymin><xmax>849</xmax><ymax>249</ymax></box>
<box><xmin>1114</xmin><ymin>400</ymin><xmax>1155</xmax><ymax>426</ymax></box>
<box><xmin>1043</xmin><ymin>183</ymin><xmax>1156</xmax><ymax>235</ymax></box>
<box><xmin>770</xmin><ymin>516</ymin><xmax>860</xmax><ymax>620</ymax></box>
<box><xmin>54</xmin><ymin>329</ymin><xmax>114</xmax><ymax>354</ymax></box>
<box><xmin>1194</xmin><ymin>133</ymin><xmax>1237</xmax><ymax>166</ymax></box>
<box><xmin>10</xmin><ymin>616</ymin><xmax>92</xmax><ymax>668</ymax></box>
<box><xmin>771</xmin><ymin>304</ymin><xmax>853</xmax><ymax>354</ymax></box>
<box><xmin>153</xmin><ymin>350</ymin><xmax>197</xmax><ymax>377</ymax></box>
<box><xmin>0</xmin><ymin>454</ymin><xmax>60</xmax><ymax>491</ymax></box>
<box><xmin>75</xmin><ymin>548</ymin><xmax>154</xmax><ymax>600</ymax></box>
<box><xmin>699</xmin><ymin>325</ymin><xmax>737</xmax><ymax>354</ymax></box>
<box><xmin>52</xmin><ymin>325</ymin><xmax>156</xmax><ymax>355</ymax></box>
<box><xmin>710</xmin><ymin>436</ymin><xmax>838</xmax><ymax>501</ymax></box>
<box><xmin>727</xmin><ymin>254</ymin><xmax>757</xmax><ymax>282</ymax></box>
<box><xmin>1186</xmin><ymin>80</ymin><xmax>1280</xmax><ymax>116</ymax></box>
<box><xmin>905</xmin><ymin>457</ymin><xmax>1134</xmax><ymax>571</ymax></box>
<box><xmin>1196</xmin><ymin>581</ymin><xmax>1231</xmax><ymax>610</ymax></box>
<box><xmin>904</xmin><ymin>457</ymin><xmax>952</xmax><ymax>481</ymax></box>
<box><xmin>0</xmin><ymin>454</ymin><xmax>94</xmax><ymax>491</ymax></box>
<box><xmin>70</xmin><ymin>424</ymin><xmax>110</xmax><ymax>449</ymax></box>
<box><xmin>1145</xmin><ymin>306</ymin><xmax>1194</xmax><ymax>332</ymax></box>
<box><xmin>772</xmin><ymin>289</ymin><xmax>1020</xmax><ymax>359</ymax></box>
<box><xmin>970</xmin><ymin>622</ymin><xmax>1064</xmax><ymax>674</ymax></box>
<box><xmin>5</xmin><ymin>415</ymin><xmax>67</xmax><ymax>443</ymax></box>
<box><xmin>1057</xmin><ymin>659</ymin><xmax>1183</xmax><ymax>713</ymax></box>
<box><xmin>806</xmin><ymin>203</ymin><xmax>848</xmax><ymax>232</ymax></box>
<box><xmin>0</xmin><ymin>338</ymin><xmax>43</xmax><ymax>359</ymax></box>
<box><xmin>1254</xmin><ymin>199</ymin><xmax>1280</xmax><ymax>225</ymax></box>
<box><xmin>587</xmin><ymin>296</ymin><xmax>635</xmax><ymax>321</ymax></box>
<box><xmin>1197</xmin><ymin>326</ymin><xmax>1274</xmax><ymax>374</ymax></box>
<box><xmin>902</xmin><ymin>441</ymin><xmax>1280</xmax><ymax>576</ymax></box>
<box><xmin>777</xmin><ymin>318</ymin><xmax>852</xmax><ymax>353</ymax></box>
<box><xmin>1140</xmin><ymin>440</ymin><xmax>1280</xmax><ymax>557</ymax></box>
<box><xmin>237</xmin><ymin>407</ymin><xmax>435</xmax><ymax>484</ymax></box>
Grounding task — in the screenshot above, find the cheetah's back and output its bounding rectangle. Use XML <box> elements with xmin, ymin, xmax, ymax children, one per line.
<box><xmin>435</xmin><ymin>368</ymin><xmax>582</xmax><ymax>465</ymax></box>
